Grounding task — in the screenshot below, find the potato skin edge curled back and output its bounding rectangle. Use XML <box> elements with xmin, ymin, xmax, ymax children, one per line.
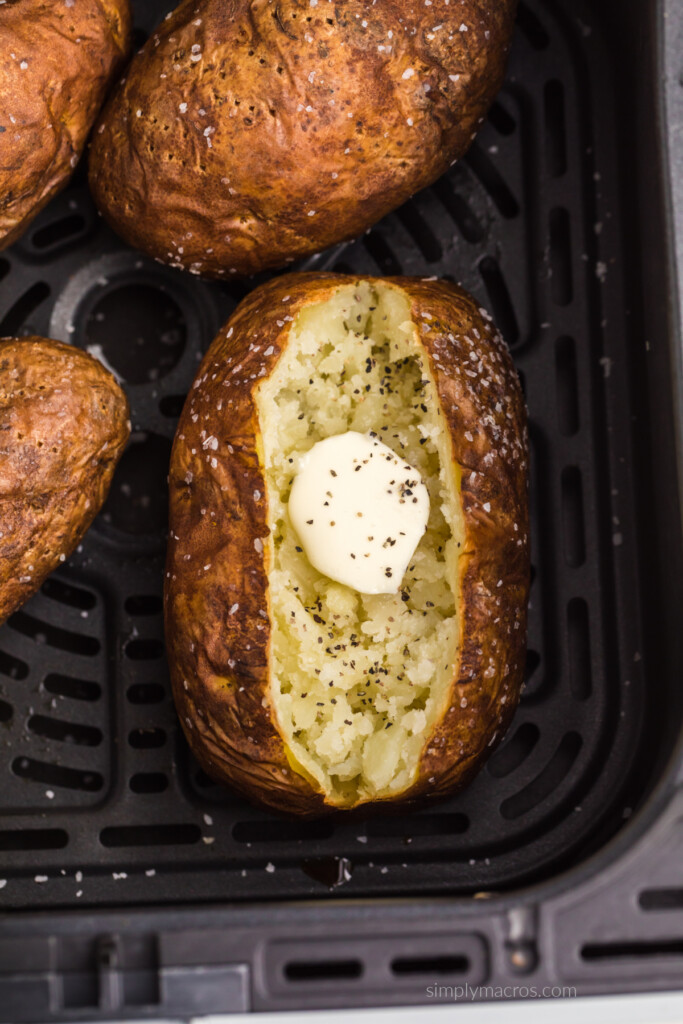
<box><xmin>165</xmin><ymin>273</ymin><xmax>529</xmax><ymax>816</ymax></box>
<box><xmin>0</xmin><ymin>337</ymin><xmax>130</xmax><ymax>625</ymax></box>
<box><xmin>89</xmin><ymin>0</ymin><xmax>517</xmax><ymax>278</ymax></box>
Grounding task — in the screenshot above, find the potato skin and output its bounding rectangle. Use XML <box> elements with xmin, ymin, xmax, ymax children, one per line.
<box><xmin>0</xmin><ymin>0</ymin><xmax>131</xmax><ymax>250</ymax></box>
<box><xmin>165</xmin><ymin>274</ymin><xmax>529</xmax><ymax>815</ymax></box>
<box><xmin>0</xmin><ymin>338</ymin><xmax>130</xmax><ymax>624</ymax></box>
<box><xmin>89</xmin><ymin>0</ymin><xmax>517</xmax><ymax>279</ymax></box>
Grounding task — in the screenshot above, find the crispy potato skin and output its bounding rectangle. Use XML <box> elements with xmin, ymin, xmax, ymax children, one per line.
<box><xmin>89</xmin><ymin>0</ymin><xmax>517</xmax><ymax>278</ymax></box>
<box><xmin>0</xmin><ymin>0</ymin><xmax>131</xmax><ymax>250</ymax></box>
<box><xmin>0</xmin><ymin>338</ymin><xmax>130</xmax><ymax>624</ymax></box>
<box><xmin>165</xmin><ymin>274</ymin><xmax>529</xmax><ymax>815</ymax></box>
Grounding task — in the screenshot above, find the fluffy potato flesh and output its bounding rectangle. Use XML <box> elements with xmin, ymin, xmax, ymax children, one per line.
<box><xmin>256</xmin><ymin>283</ymin><xmax>463</xmax><ymax>806</ymax></box>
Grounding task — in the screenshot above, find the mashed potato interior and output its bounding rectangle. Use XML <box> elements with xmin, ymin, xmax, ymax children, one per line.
<box><xmin>255</xmin><ymin>282</ymin><xmax>462</xmax><ymax>805</ymax></box>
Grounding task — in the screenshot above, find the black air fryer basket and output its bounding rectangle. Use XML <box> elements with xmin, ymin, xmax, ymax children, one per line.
<box><xmin>0</xmin><ymin>0</ymin><xmax>682</xmax><ymax>1016</ymax></box>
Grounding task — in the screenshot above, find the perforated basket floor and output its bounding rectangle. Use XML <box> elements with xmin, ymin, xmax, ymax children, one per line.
<box><xmin>0</xmin><ymin>0</ymin><xmax>649</xmax><ymax>910</ymax></box>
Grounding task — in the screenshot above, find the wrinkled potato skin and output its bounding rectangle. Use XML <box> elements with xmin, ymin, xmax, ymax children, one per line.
<box><xmin>90</xmin><ymin>0</ymin><xmax>517</xmax><ymax>278</ymax></box>
<box><xmin>0</xmin><ymin>0</ymin><xmax>131</xmax><ymax>250</ymax></box>
<box><xmin>165</xmin><ymin>274</ymin><xmax>529</xmax><ymax>815</ymax></box>
<box><xmin>0</xmin><ymin>338</ymin><xmax>130</xmax><ymax>624</ymax></box>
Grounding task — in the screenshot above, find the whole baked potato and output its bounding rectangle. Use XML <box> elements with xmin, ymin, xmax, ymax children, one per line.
<box><xmin>0</xmin><ymin>338</ymin><xmax>130</xmax><ymax>625</ymax></box>
<box><xmin>89</xmin><ymin>0</ymin><xmax>517</xmax><ymax>278</ymax></box>
<box><xmin>165</xmin><ymin>274</ymin><xmax>529</xmax><ymax>815</ymax></box>
<box><xmin>0</xmin><ymin>0</ymin><xmax>131</xmax><ymax>250</ymax></box>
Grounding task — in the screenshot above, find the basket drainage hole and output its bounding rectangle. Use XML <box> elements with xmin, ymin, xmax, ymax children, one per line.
<box><xmin>391</xmin><ymin>955</ymin><xmax>469</xmax><ymax>976</ymax></box>
<box><xmin>285</xmin><ymin>960</ymin><xmax>363</xmax><ymax>982</ymax></box>
<box><xmin>83</xmin><ymin>284</ymin><xmax>186</xmax><ymax>384</ymax></box>
<box><xmin>101</xmin><ymin>432</ymin><xmax>171</xmax><ymax>535</ymax></box>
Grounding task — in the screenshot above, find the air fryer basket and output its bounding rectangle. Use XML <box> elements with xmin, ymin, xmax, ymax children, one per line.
<box><xmin>0</xmin><ymin>0</ymin><xmax>681</xmax><ymax>1016</ymax></box>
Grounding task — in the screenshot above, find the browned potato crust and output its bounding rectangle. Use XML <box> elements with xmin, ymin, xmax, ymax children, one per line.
<box><xmin>89</xmin><ymin>0</ymin><xmax>517</xmax><ymax>279</ymax></box>
<box><xmin>0</xmin><ymin>0</ymin><xmax>131</xmax><ymax>250</ymax></box>
<box><xmin>165</xmin><ymin>274</ymin><xmax>529</xmax><ymax>815</ymax></box>
<box><xmin>0</xmin><ymin>337</ymin><xmax>130</xmax><ymax>624</ymax></box>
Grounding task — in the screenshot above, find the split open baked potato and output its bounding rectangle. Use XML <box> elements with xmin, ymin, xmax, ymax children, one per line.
<box><xmin>0</xmin><ymin>0</ymin><xmax>131</xmax><ymax>249</ymax></box>
<box><xmin>0</xmin><ymin>338</ymin><xmax>130</xmax><ymax>625</ymax></box>
<box><xmin>165</xmin><ymin>274</ymin><xmax>529</xmax><ymax>815</ymax></box>
<box><xmin>89</xmin><ymin>0</ymin><xmax>517</xmax><ymax>278</ymax></box>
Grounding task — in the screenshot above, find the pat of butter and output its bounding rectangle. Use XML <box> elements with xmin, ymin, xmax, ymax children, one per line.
<box><xmin>288</xmin><ymin>431</ymin><xmax>430</xmax><ymax>595</ymax></box>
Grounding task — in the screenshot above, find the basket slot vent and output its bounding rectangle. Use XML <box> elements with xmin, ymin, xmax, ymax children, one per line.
<box><xmin>363</xmin><ymin>230</ymin><xmax>402</xmax><ymax>276</ymax></box>
<box><xmin>488</xmin><ymin>722</ymin><xmax>540</xmax><ymax>779</ymax></box>
<box><xmin>567</xmin><ymin>598</ymin><xmax>592</xmax><ymax>700</ymax></box>
<box><xmin>395</xmin><ymin>200</ymin><xmax>443</xmax><ymax>263</ymax></box>
<box><xmin>126</xmin><ymin>683</ymin><xmax>165</xmax><ymax>705</ymax></box>
<box><xmin>639</xmin><ymin>889</ymin><xmax>683</xmax><ymax>911</ymax></box>
<box><xmin>549</xmin><ymin>207</ymin><xmax>573</xmax><ymax>305</ymax></box>
<box><xmin>30</xmin><ymin>214</ymin><xmax>87</xmax><ymax>252</ymax></box>
<box><xmin>232</xmin><ymin>819</ymin><xmax>334</xmax><ymax>844</ymax></box>
<box><xmin>432</xmin><ymin>177</ymin><xmax>485</xmax><ymax>244</ymax></box>
<box><xmin>478</xmin><ymin>256</ymin><xmax>519</xmax><ymax>347</ymax></box>
<box><xmin>28</xmin><ymin>715</ymin><xmax>102</xmax><ymax>747</ymax></box>
<box><xmin>12</xmin><ymin>757</ymin><xmax>103</xmax><ymax>792</ymax></box>
<box><xmin>129</xmin><ymin>728</ymin><xmax>166</xmax><ymax>749</ymax></box>
<box><xmin>125</xmin><ymin>638</ymin><xmax>164</xmax><ymax>660</ymax></box>
<box><xmin>159</xmin><ymin>394</ymin><xmax>187</xmax><ymax>418</ymax></box>
<box><xmin>365</xmin><ymin>813</ymin><xmax>469</xmax><ymax>839</ymax></box>
<box><xmin>0</xmin><ymin>648</ymin><xmax>28</xmax><ymax>681</ymax></box>
<box><xmin>544</xmin><ymin>80</ymin><xmax>567</xmax><ymax>177</ymax></box>
<box><xmin>516</xmin><ymin>2</ymin><xmax>551</xmax><ymax>49</ymax></box>
<box><xmin>124</xmin><ymin>595</ymin><xmax>163</xmax><ymax>616</ymax></box>
<box><xmin>466</xmin><ymin>144</ymin><xmax>519</xmax><ymax>219</ymax></box>
<box><xmin>0</xmin><ymin>828</ymin><xmax>67</xmax><ymax>850</ymax></box>
<box><xmin>41</xmin><ymin>578</ymin><xmax>96</xmax><ymax>611</ymax></box>
<box><xmin>500</xmin><ymin>731</ymin><xmax>582</xmax><ymax>819</ymax></box>
<box><xmin>561</xmin><ymin>466</ymin><xmax>586</xmax><ymax>567</ymax></box>
<box><xmin>525</xmin><ymin>647</ymin><xmax>541</xmax><ymax>685</ymax></box>
<box><xmin>7</xmin><ymin>611</ymin><xmax>100</xmax><ymax>656</ymax></box>
<box><xmin>130</xmin><ymin>772</ymin><xmax>169</xmax><ymax>794</ymax></box>
<box><xmin>555</xmin><ymin>335</ymin><xmax>580</xmax><ymax>435</ymax></box>
<box><xmin>0</xmin><ymin>281</ymin><xmax>50</xmax><ymax>336</ymax></box>
<box><xmin>43</xmin><ymin>673</ymin><xmax>101</xmax><ymax>702</ymax></box>
<box><xmin>487</xmin><ymin>100</ymin><xmax>517</xmax><ymax>136</ymax></box>
<box><xmin>100</xmin><ymin>824</ymin><xmax>201</xmax><ymax>847</ymax></box>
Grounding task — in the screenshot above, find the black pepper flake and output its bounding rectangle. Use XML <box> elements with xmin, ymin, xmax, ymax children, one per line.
<box><xmin>330</xmin><ymin>470</ymin><xmax>337</xmax><ymax>477</ymax></box>
<box><xmin>306</xmin><ymin>519</ymin><xmax>313</xmax><ymax>525</ymax></box>
<box><xmin>295</xmin><ymin>546</ymin><xmax>303</xmax><ymax>553</ymax></box>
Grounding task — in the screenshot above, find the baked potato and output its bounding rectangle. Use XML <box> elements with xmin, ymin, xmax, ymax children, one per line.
<box><xmin>0</xmin><ymin>338</ymin><xmax>130</xmax><ymax>625</ymax></box>
<box><xmin>89</xmin><ymin>0</ymin><xmax>517</xmax><ymax>279</ymax></box>
<box><xmin>165</xmin><ymin>274</ymin><xmax>529</xmax><ymax>815</ymax></box>
<box><xmin>0</xmin><ymin>0</ymin><xmax>131</xmax><ymax>250</ymax></box>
